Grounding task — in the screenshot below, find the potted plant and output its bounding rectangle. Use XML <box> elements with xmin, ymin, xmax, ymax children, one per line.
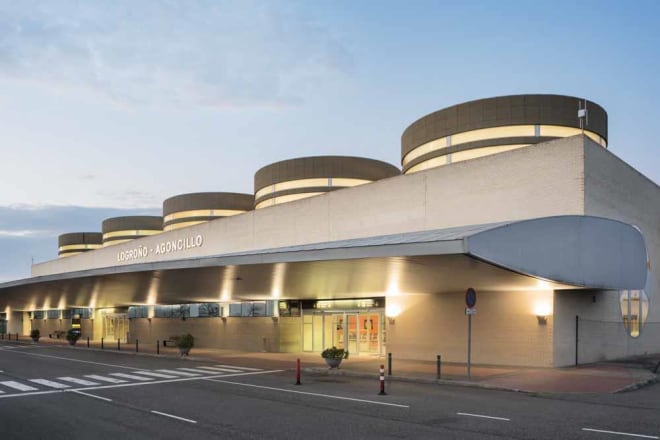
<box><xmin>30</xmin><ymin>329</ymin><xmax>40</xmax><ymax>343</ymax></box>
<box><xmin>176</xmin><ymin>333</ymin><xmax>194</xmax><ymax>357</ymax></box>
<box><xmin>321</xmin><ymin>346</ymin><xmax>349</xmax><ymax>369</ymax></box>
<box><xmin>66</xmin><ymin>328</ymin><xmax>81</xmax><ymax>346</ymax></box>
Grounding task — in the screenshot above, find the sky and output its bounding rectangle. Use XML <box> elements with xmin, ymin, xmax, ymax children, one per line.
<box><xmin>0</xmin><ymin>0</ymin><xmax>658</xmax><ymax>281</ymax></box>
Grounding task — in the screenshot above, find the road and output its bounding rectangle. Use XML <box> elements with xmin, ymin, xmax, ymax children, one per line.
<box><xmin>0</xmin><ymin>342</ymin><xmax>658</xmax><ymax>439</ymax></box>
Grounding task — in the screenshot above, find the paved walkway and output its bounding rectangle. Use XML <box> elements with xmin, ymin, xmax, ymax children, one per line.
<box><xmin>6</xmin><ymin>336</ymin><xmax>658</xmax><ymax>394</ymax></box>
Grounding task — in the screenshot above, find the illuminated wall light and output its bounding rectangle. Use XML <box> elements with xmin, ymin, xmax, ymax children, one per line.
<box><xmin>220</xmin><ymin>265</ymin><xmax>237</xmax><ymax>301</ymax></box>
<box><xmin>147</xmin><ymin>273</ymin><xmax>161</xmax><ymax>306</ymax></box>
<box><xmin>271</xmin><ymin>263</ymin><xmax>286</xmax><ymax>299</ymax></box>
<box><xmin>533</xmin><ymin>300</ymin><xmax>553</xmax><ymax>325</ymax></box>
<box><xmin>386</xmin><ymin>303</ymin><xmax>401</xmax><ymax>319</ymax></box>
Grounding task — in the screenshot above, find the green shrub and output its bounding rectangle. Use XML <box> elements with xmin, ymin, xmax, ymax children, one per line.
<box><xmin>66</xmin><ymin>328</ymin><xmax>81</xmax><ymax>342</ymax></box>
<box><xmin>176</xmin><ymin>333</ymin><xmax>194</xmax><ymax>349</ymax></box>
<box><xmin>321</xmin><ymin>346</ymin><xmax>349</xmax><ymax>360</ymax></box>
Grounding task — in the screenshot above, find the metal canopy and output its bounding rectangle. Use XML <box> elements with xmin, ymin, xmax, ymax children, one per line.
<box><xmin>0</xmin><ymin>216</ymin><xmax>647</xmax><ymax>310</ymax></box>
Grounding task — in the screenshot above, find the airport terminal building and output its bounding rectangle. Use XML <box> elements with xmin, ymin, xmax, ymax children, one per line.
<box><xmin>0</xmin><ymin>94</ymin><xmax>657</xmax><ymax>367</ymax></box>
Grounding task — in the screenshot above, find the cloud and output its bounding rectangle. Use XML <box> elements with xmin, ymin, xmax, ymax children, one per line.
<box><xmin>0</xmin><ymin>1</ymin><xmax>353</xmax><ymax>108</ymax></box>
<box><xmin>0</xmin><ymin>204</ymin><xmax>161</xmax><ymax>282</ymax></box>
<box><xmin>0</xmin><ymin>229</ymin><xmax>50</xmax><ymax>237</ymax></box>
<box><xmin>96</xmin><ymin>189</ymin><xmax>160</xmax><ymax>208</ymax></box>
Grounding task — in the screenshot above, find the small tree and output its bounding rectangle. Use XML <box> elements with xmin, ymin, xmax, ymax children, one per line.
<box><xmin>66</xmin><ymin>328</ymin><xmax>81</xmax><ymax>345</ymax></box>
<box><xmin>30</xmin><ymin>329</ymin><xmax>40</xmax><ymax>342</ymax></box>
<box><xmin>176</xmin><ymin>333</ymin><xmax>194</xmax><ymax>356</ymax></box>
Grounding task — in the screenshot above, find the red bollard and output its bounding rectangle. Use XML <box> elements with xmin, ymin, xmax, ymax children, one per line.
<box><xmin>295</xmin><ymin>358</ymin><xmax>301</xmax><ymax>385</ymax></box>
<box><xmin>378</xmin><ymin>364</ymin><xmax>387</xmax><ymax>395</ymax></box>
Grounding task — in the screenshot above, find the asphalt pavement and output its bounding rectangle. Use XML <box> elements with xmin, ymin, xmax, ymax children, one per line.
<box><xmin>6</xmin><ymin>336</ymin><xmax>658</xmax><ymax>394</ymax></box>
<box><xmin>1</xmin><ymin>340</ymin><xmax>659</xmax><ymax>439</ymax></box>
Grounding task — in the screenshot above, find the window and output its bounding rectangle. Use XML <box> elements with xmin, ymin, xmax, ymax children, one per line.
<box><xmin>620</xmin><ymin>290</ymin><xmax>649</xmax><ymax>338</ymax></box>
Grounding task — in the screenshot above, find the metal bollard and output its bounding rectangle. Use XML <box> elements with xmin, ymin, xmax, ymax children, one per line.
<box><xmin>295</xmin><ymin>358</ymin><xmax>301</xmax><ymax>385</ymax></box>
<box><xmin>117</xmin><ymin>338</ymin><xmax>120</xmax><ymax>351</ymax></box>
<box><xmin>135</xmin><ymin>339</ymin><xmax>138</xmax><ymax>353</ymax></box>
<box><xmin>436</xmin><ymin>354</ymin><xmax>442</xmax><ymax>380</ymax></box>
<box><xmin>378</xmin><ymin>364</ymin><xmax>387</xmax><ymax>395</ymax></box>
<box><xmin>157</xmin><ymin>340</ymin><xmax>160</xmax><ymax>355</ymax></box>
<box><xmin>87</xmin><ymin>337</ymin><xmax>90</xmax><ymax>348</ymax></box>
<box><xmin>388</xmin><ymin>352</ymin><xmax>392</xmax><ymax>376</ymax></box>
<box><xmin>101</xmin><ymin>337</ymin><xmax>104</xmax><ymax>350</ymax></box>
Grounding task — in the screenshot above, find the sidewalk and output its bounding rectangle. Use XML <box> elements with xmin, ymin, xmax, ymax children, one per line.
<box><xmin>6</xmin><ymin>336</ymin><xmax>658</xmax><ymax>394</ymax></box>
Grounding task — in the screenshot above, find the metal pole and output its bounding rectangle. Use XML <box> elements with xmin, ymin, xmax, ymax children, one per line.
<box><xmin>101</xmin><ymin>337</ymin><xmax>104</xmax><ymax>350</ymax></box>
<box><xmin>378</xmin><ymin>364</ymin><xmax>387</xmax><ymax>395</ymax></box>
<box><xmin>467</xmin><ymin>313</ymin><xmax>472</xmax><ymax>380</ymax></box>
<box><xmin>295</xmin><ymin>358</ymin><xmax>301</xmax><ymax>385</ymax></box>
<box><xmin>387</xmin><ymin>352</ymin><xmax>392</xmax><ymax>376</ymax></box>
<box><xmin>135</xmin><ymin>339</ymin><xmax>138</xmax><ymax>353</ymax></box>
<box><xmin>575</xmin><ymin>315</ymin><xmax>579</xmax><ymax>366</ymax></box>
<box><xmin>87</xmin><ymin>336</ymin><xmax>90</xmax><ymax>348</ymax></box>
<box><xmin>437</xmin><ymin>354</ymin><xmax>442</xmax><ymax>380</ymax></box>
<box><xmin>117</xmin><ymin>338</ymin><xmax>120</xmax><ymax>351</ymax></box>
<box><xmin>157</xmin><ymin>340</ymin><xmax>160</xmax><ymax>355</ymax></box>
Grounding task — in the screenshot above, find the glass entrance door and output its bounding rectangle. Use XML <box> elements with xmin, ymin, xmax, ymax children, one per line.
<box><xmin>346</xmin><ymin>314</ymin><xmax>358</xmax><ymax>355</ymax></box>
<box><xmin>358</xmin><ymin>313</ymin><xmax>380</xmax><ymax>354</ymax></box>
<box><xmin>303</xmin><ymin>310</ymin><xmax>384</xmax><ymax>356</ymax></box>
<box><xmin>103</xmin><ymin>313</ymin><xmax>128</xmax><ymax>341</ymax></box>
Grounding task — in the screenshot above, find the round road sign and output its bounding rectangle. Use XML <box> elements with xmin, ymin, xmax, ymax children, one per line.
<box><xmin>465</xmin><ymin>288</ymin><xmax>477</xmax><ymax>308</ymax></box>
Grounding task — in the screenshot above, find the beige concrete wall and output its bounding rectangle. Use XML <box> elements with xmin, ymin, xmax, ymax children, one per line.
<box><xmin>578</xmin><ymin>139</ymin><xmax>660</xmax><ymax>361</ymax></box>
<box><xmin>387</xmin><ymin>289</ymin><xmax>554</xmax><ymax>367</ymax></box>
<box><xmin>33</xmin><ymin>136</ymin><xmax>587</xmax><ymax>277</ymax></box>
<box><xmin>553</xmin><ymin>289</ymin><xmax>639</xmax><ymax>367</ymax></box>
<box><xmin>128</xmin><ymin>316</ymin><xmax>301</xmax><ymax>352</ymax></box>
<box><xmin>7</xmin><ymin>311</ymin><xmax>24</xmax><ymax>335</ymax></box>
<box><xmin>30</xmin><ymin>318</ymin><xmax>71</xmax><ymax>339</ymax></box>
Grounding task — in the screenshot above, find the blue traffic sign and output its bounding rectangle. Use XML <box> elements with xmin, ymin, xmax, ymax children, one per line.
<box><xmin>465</xmin><ymin>288</ymin><xmax>477</xmax><ymax>308</ymax></box>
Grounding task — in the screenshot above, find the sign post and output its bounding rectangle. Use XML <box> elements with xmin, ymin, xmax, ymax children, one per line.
<box><xmin>465</xmin><ymin>288</ymin><xmax>477</xmax><ymax>380</ymax></box>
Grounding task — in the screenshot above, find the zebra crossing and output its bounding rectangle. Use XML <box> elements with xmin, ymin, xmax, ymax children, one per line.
<box><xmin>0</xmin><ymin>364</ymin><xmax>266</xmax><ymax>396</ymax></box>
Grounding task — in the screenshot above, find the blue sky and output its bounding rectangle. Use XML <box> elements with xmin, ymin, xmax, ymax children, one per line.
<box><xmin>0</xmin><ymin>0</ymin><xmax>658</xmax><ymax>281</ymax></box>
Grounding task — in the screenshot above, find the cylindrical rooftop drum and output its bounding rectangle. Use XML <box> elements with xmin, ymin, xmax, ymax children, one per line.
<box><xmin>102</xmin><ymin>216</ymin><xmax>163</xmax><ymax>247</ymax></box>
<box><xmin>162</xmin><ymin>192</ymin><xmax>254</xmax><ymax>231</ymax></box>
<box><xmin>58</xmin><ymin>232</ymin><xmax>103</xmax><ymax>257</ymax></box>
<box><xmin>401</xmin><ymin>94</ymin><xmax>608</xmax><ymax>174</ymax></box>
<box><xmin>254</xmin><ymin>156</ymin><xmax>400</xmax><ymax>209</ymax></box>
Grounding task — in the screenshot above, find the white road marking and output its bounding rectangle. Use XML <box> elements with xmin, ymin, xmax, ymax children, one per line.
<box><xmin>0</xmin><ymin>381</ymin><xmax>38</xmax><ymax>392</ymax></box>
<box><xmin>204</xmin><ymin>378</ymin><xmax>410</xmax><ymax>408</ymax></box>
<box><xmin>109</xmin><ymin>373</ymin><xmax>154</xmax><ymax>382</ymax></box>
<box><xmin>57</xmin><ymin>377</ymin><xmax>100</xmax><ymax>386</ymax></box>
<box><xmin>457</xmin><ymin>412</ymin><xmax>510</xmax><ymax>421</ymax></box>
<box><xmin>194</xmin><ymin>366</ymin><xmax>243</xmax><ymax>373</ymax></box>
<box><xmin>582</xmin><ymin>428</ymin><xmax>659</xmax><ymax>439</ymax></box>
<box><xmin>2</xmin><ymin>350</ymin><xmax>143</xmax><ymax>370</ymax></box>
<box><xmin>177</xmin><ymin>368</ymin><xmax>221</xmax><ymax>374</ymax></box>
<box><xmin>156</xmin><ymin>369</ymin><xmax>199</xmax><ymax>377</ymax></box>
<box><xmin>72</xmin><ymin>390</ymin><xmax>112</xmax><ymax>402</ymax></box>
<box><xmin>0</xmin><ymin>370</ymin><xmax>281</xmax><ymax>399</ymax></box>
<box><xmin>216</xmin><ymin>364</ymin><xmax>261</xmax><ymax>371</ymax></box>
<box><xmin>85</xmin><ymin>375</ymin><xmax>127</xmax><ymax>384</ymax></box>
<box><xmin>132</xmin><ymin>371</ymin><xmax>177</xmax><ymax>379</ymax></box>
<box><xmin>29</xmin><ymin>379</ymin><xmax>70</xmax><ymax>389</ymax></box>
<box><xmin>151</xmin><ymin>410</ymin><xmax>197</xmax><ymax>424</ymax></box>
